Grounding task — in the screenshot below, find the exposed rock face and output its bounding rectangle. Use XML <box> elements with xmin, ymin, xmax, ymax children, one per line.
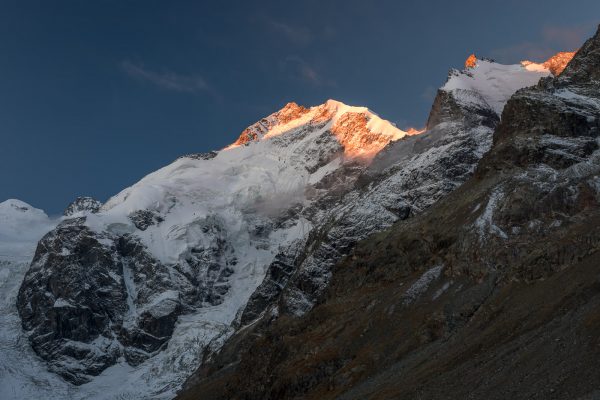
<box><xmin>128</xmin><ymin>209</ymin><xmax>164</xmax><ymax>230</ymax></box>
<box><xmin>16</xmin><ymin>219</ymin><xmax>189</xmax><ymax>383</ymax></box>
<box><xmin>522</xmin><ymin>51</ymin><xmax>577</xmax><ymax>77</ymax></box>
<box><xmin>331</xmin><ymin>112</ymin><xmax>399</xmax><ymax>158</ymax></box>
<box><xmin>464</xmin><ymin>53</ymin><xmax>477</xmax><ymax>68</ymax></box>
<box><xmin>543</xmin><ymin>51</ymin><xmax>577</xmax><ymax>76</ymax></box>
<box><xmin>231</xmin><ymin>102</ymin><xmax>309</xmax><ymax>146</ymax></box>
<box><xmin>178</xmin><ymin>151</ymin><xmax>218</xmax><ymax>161</ymax></box>
<box><xmin>63</xmin><ymin>197</ymin><xmax>102</xmax><ymax>216</ymax></box>
<box><xmin>177</xmin><ymin>26</ymin><xmax>600</xmax><ymax>400</ymax></box>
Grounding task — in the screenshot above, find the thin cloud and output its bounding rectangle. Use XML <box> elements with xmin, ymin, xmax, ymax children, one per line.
<box><xmin>258</xmin><ymin>15</ymin><xmax>312</xmax><ymax>46</ymax></box>
<box><xmin>489</xmin><ymin>42</ymin><xmax>557</xmax><ymax>63</ymax></box>
<box><xmin>541</xmin><ymin>24</ymin><xmax>593</xmax><ymax>49</ymax></box>
<box><xmin>489</xmin><ymin>22</ymin><xmax>596</xmax><ymax>63</ymax></box>
<box><xmin>420</xmin><ymin>85</ymin><xmax>438</xmax><ymax>102</ymax></box>
<box><xmin>121</xmin><ymin>61</ymin><xmax>213</xmax><ymax>95</ymax></box>
<box><xmin>281</xmin><ymin>56</ymin><xmax>336</xmax><ymax>87</ymax></box>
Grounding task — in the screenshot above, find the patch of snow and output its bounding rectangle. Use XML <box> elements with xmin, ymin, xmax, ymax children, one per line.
<box><xmin>53</xmin><ymin>298</ymin><xmax>73</xmax><ymax>308</ymax></box>
<box><xmin>432</xmin><ymin>281</ymin><xmax>451</xmax><ymax>300</ymax></box>
<box><xmin>143</xmin><ymin>290</ymin><xmax>180</xmax><ymax>319</ymax></box>
<box><xmin>122</xmin><ymin>262</ymin><xmax>137</xmax><ymax>328</ymax></box>
<box><xmin>554</xmin><ymin>89</ymin><xmax>600</xmax><ymax>109</ymax></box>
<box><xmin>402</xmin><ymin>265</ymin><xmax>443</xmax><ymax>305</ymax></box>
<box><xmin>474</xmin><ymin>188</ymin><xmax>508</xmax><ymax>240</ymax></box>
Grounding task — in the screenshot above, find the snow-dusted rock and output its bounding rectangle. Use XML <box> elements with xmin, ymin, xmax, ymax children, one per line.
<box><xmin>63</xmin><ymin>197</ymin><xmax>102</xmax><ymax>216</ymax></box>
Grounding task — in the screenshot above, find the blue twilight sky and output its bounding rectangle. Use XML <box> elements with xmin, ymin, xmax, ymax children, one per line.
<box><xmin>1</xmin><ymin>0</ymin><xmax>598</xmax><ymax>214</ymax></box>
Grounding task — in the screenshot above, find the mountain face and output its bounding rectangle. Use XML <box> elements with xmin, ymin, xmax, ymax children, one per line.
<box><xmin>4</xmin><ymin>41</ymin><xmax>578</xmax><ymax>399</ymax></box>
<box><xmin>177</xmin><ymin>27</ymin><xmax>600</xmax><ymax>400</ymax></box>
<box><xmin>15</xmin><ymin>99</ymin><xmax>412</xmax><ymax>391</ymax></box>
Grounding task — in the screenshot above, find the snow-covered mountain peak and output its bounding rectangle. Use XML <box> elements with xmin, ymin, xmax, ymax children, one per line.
<box><xmin>0</xmin><ymin>198</ymin><xmax>42</xmax><ymax>213</ymax></box>
<box><xmin>0</xmin><ymin>199</ymin><xmax>51</xmax><ymax>228</ymax></box>
<box><xmin>229</xmin><ymin>101</ymin><xmax>310</xmax><ymax>147</ymax></box>
<box><xmin>521</xmin><ymin>50</ymin><xmax>576</xmax><ymax>76</ymax></box>
<box><xmin>10</xmin><ymin>97</ymin><xmax>417</xmax><ymax>393</ymax></box>
<box><xmin>89</xmin><ymin>99</ymin><xmax>406</xmax><ymax>274</ymax></box>
<box><xmin>96</xmin><ymin>99</ymin><xmax>409</xmax><ymax>261</ymax></box>
<box><xmin>0</xmin><ymin>199</ymin><xmax>58</xmax><ymax>261</ymax></box>
<box><xmin>228</xmin><ymin>99</ymin><xmax>408</xmax><ymax>159</ymax></box>
<box><xmin>443</xmin><ymin>57</ymin><xmax>553</xmax><ymax>115</ymax></box>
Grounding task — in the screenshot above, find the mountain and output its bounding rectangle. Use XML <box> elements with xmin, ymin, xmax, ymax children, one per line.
<box><xmin>0</xmin><ymin>199</ymin><xmax>58</xmax><ymax>261</ymax></box>
<box><xmin>238</xmin><ymin>53</ymin><xmax>555</xmax><ymax>324</ymax></box>
<box><xmin>177</xmin><ymin>27</ymin><xmax>600</xmax><ymax>400</ymax></box>
<box><xmin>1</xmin><ymin>43</ymin><xmax>578</xmax><ymax>399</ymax></box>
<box><xmin>14</xmin><ymin>99</ymin><xmax>412</xmax><ymax>396</ymax></box>
<box><xmin>522</xmin><ymin>50</ymin><xmax>578</xmax><ymax>76</ymax></box>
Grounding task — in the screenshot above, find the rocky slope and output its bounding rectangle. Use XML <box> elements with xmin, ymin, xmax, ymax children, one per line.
<box><xmin>6</xmin><ymin>43</ymin><xmax>572</xmax><ymax>399</ymax></box>
<box><xmin>177</xmin><ymin>26</ymin><xmax>600</xmax><ymax>400</ymax></box>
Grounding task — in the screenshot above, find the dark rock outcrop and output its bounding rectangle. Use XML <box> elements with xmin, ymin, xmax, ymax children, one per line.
<box><xmin>17</xmin><ymin>219</ymin><xmax>192</xmax><ymax>383</ymax></box>
<box><xmin>63</xmin><ymin>196</ymin><xmax>102</xmax><ymax>216</ymax></box>
<box><xmin>17</xmin><ymin>222</ymin><xmax>126</xmax><ymax>383</ymax></box>
<box><xmin>128</xmin><ymin>209</ymin><xmax>164</xmax><ymax>230</ymax></box>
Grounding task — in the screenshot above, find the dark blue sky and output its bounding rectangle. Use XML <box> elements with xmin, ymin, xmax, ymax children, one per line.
<box><xmin>1</xmin><ymin>1</ymin><xmax>598</xmax><ymax>214</ymax></box>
